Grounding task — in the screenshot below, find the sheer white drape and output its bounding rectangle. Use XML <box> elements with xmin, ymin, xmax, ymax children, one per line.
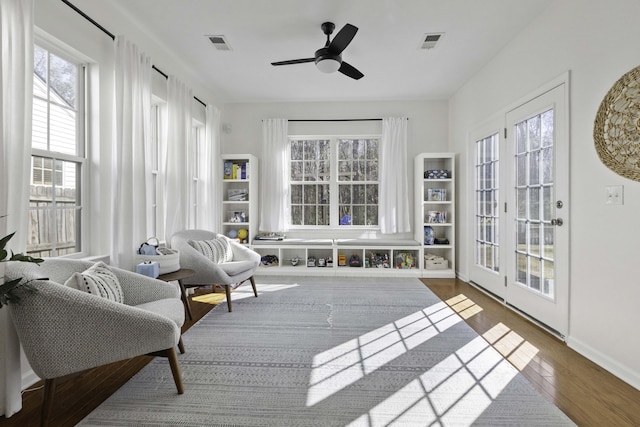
<box><xmin>197</xmin><ymin>104</ymin><xmax>221</xmax><ymax>231</ymax></box>
<box><xmin>0</xmin><ymin>0</ymin><xmax>33</xmax><ymax>416</ymax></box>
<box><xmin>260</xmin><ymin>119</ymin><xmax>288</xmax><ymax>232</ymax></box>
<box><xmin>163</xmin><ymin>76</ymin><xmax>192</xmax><ymax>240</ymax></box>
<box><xmin>379</xmin><ymin>117</ymin><xmax>410</xmax><ymax>234</ymax></box>
<box><xmin>111</xmin><ymin>36</ymin><xmax>153</xmax><ymax>271</ymax></box>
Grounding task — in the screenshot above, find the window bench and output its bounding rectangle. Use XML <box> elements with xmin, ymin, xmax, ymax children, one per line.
<box><xmin>251</xmin><ymin>238</ymin><xmax>426</xmax><ymax>277</ymax></box>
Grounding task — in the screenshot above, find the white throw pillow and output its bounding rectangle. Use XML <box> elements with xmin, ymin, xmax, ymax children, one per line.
<box><xmin>64</xmin><ymin>262</ymin><xmax>124</xmax><ymax>303</ymax></box>
<box><xmin>188</xmin><ymin>236</ymin><xmax>233</xmax><ymax>264</ymax></box>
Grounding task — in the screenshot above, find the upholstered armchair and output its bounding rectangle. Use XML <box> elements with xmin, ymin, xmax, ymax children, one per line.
<box><xmin>170</xmin><ymin>229</ymin><xmax>260</xmax><ymax>312</ymax></box>
<box><xmin>6</xmin><ymin>258</ymin><xmax>185</xmax><ymax>427</ymax></box>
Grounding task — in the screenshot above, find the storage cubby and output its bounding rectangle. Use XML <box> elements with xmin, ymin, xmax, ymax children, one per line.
<box><xmin>364</xmin><ymin>249</ymin><xmax>392</xmax><ymax>269</ymax></box>
<box><xmin>392</xmin><ymin>250</ymin><xmax>419</xmax><ymax>270</ymax></box>
<box><xmin>306</xmin><ymin>248</ymin><xmax>333</xmax><ymax>268</ymax></box>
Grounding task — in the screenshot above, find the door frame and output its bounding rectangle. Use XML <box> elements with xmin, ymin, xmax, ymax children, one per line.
<box><xmin>466</xmin><ymin>72</ymin><xmax>571</xmax><ymax>338</ymax></box>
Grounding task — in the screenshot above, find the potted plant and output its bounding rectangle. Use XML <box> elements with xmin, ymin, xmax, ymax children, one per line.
<box><xmin>0</xmin><ymin>231</ymin><xmax>44</xmax><ymax>308</ymax></box>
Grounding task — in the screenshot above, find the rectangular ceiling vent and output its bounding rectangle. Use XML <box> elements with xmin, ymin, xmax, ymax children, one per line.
<box><xmin>207</xmin><ymin>35</ymin><xmax>232</xmax><ymax>51</ymax></box>
<box><xmin>420</xmin><ymin>33</ymin><xmax>443</xmax><ymax>50</ymax></box>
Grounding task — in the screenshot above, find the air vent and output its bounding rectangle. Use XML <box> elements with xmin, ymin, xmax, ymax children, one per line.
<box><xmin>420</xmin><ymin>33</ymin><xmax>443</xmax><ymax>50</ymax></box>
<box><xmin>207</xmin><ymin>35</ymin><xmax>232</xmax><ymax>51</ymax></box>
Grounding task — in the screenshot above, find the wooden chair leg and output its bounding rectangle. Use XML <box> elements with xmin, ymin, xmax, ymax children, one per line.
<box><xmin>167</xmin><ymin>347</ymin><xmax>184</xmax><ymax>394</ymax></box>
<box><xmin>250</xmin><ymin>276</ymin><xmax>258</xmax><ymax>297</ymax></box>
<box><xmin>177</xmin><ymin>279</ymin><xmax>193</xmax><ymax>320</ymax></box>
<box><xmin>224</xmin><ymin>284</ymin><xmax>232</xmax><ymax>312</ymax></box>
<box><xmin>178</xmin><ymin>336</ymin><xmax>185</xmax><ymax>354</ymax></box>
<box><xmin>41</xmin><ymin>378</ymin><xmax>57</xmax><ymax>427</ymax></box>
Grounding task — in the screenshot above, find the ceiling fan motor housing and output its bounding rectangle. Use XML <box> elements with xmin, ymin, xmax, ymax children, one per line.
<box><xmin>315</xmin><ymin>47</ymin><xmax>342</xmax><ymax>73</ymax></box>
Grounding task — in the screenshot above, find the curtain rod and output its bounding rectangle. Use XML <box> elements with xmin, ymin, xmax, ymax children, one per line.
<box><xmin>61</xmin><ymin>0</ymin><xmax>207</xmax><ymax>108</ymax></box>
<box><xmin>288</xmin><ymin>118</ymin><xmax>382</xmax><ymax>122</ymax></box>
<box><xmin>277</xmin><ymin>118</ymin><xmax>408</xmax><ymax>122</ymax></box>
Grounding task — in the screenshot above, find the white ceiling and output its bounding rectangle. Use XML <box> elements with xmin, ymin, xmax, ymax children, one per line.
<box><xmin>83</xmin><ymin>0</ymin><xmax>554</xmax><ymax>103</ymax></box>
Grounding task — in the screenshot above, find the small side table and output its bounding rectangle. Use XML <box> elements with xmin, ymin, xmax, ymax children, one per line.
<box><xmin>158</xmin><ymin>268</ymin><xmax>196</xmax><ymax>320</ymax></box>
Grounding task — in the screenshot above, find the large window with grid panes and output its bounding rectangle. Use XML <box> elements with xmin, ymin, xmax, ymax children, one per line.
<box><xmin>288</xmin><ymin>136</ymin><xmax>380</xmax><ymax>228</ymax></box>
<box><xmin>29</xmin><ymin>43</ymin><xmax>86</xmax><ymax>258</ymax></box>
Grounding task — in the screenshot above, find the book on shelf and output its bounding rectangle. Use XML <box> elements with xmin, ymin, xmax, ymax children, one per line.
<box><xmin>223</xmin><ymin>161</ymin><xmax>233</xmax><ymax>179</ymax></box>
<box><xmin>224</xmin><ymin>161</ymin><xmax>250</xmax><ymax>180</ymax></box>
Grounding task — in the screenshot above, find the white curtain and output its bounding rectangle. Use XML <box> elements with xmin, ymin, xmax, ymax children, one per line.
<box><xmin>260</xmin><ymin>118</ymin><xmax>288</xmax><ymax>232</ymax></box>
<box><xmin>379</xmin><ymin>117</ymin><xmax>410</xmax><ymax>234</ymax></box>
<box><xmin>111</xmin><ymin>36</ymin><xmax>153</xmax><ymax>271</ymax></box>
<box><xmin>197</xmin><ymin>104</ymin><xmax>221</xmax><ymax>230</ymax></box>
<box><xmin>163</xmin><ymin>76</ymin><xmax>192</xmax><ymax>240</ymax></box>
<box><xmin>0</xmin><ymin>0</ymin><xmax>33</xmax><ymax>416</ymax></box>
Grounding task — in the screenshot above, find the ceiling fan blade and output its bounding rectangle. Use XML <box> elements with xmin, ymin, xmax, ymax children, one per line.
<box><xmin>338</xmin><ymin>61</ymin><xmax>364</xmax><ymax>80</ymax></box>
<box><xmin>271</xmin><ymin>58</ymin><xmax>315</xmax><ymax>66</ymax></box>
<box><xmin>328</xmin><ymin>23</ymin><xmax>358</xmax><ymax>54</ymax></box>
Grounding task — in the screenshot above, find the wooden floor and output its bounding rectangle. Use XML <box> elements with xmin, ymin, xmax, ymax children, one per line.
<box><xmin>1</xmin><ymin>279</ymin><xmax>639</xmax><ymax>426</ymax></box>
<box><xmin>423</xmin><ymin>278</ymin><xmax>640</xmax><ymax>427</ymax></box>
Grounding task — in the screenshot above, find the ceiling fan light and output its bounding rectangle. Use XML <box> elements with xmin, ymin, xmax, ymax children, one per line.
<box><xmin>316</xmin><ymin>58</ymin><xmax>341</xmax><ymax>73</ymax></box>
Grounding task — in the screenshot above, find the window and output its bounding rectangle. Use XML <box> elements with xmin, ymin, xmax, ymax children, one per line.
<box><xmin>289</xmin><ymin>137</ymin><xmax>379</xmax><ymax>228</ymax></box>
<box><xmin>474</xmin><ymin>132</ymin><xmax>500</xmax><ymax>272</ymax></box>
<box><xmin>150</xmin><ymin>103</ymin><xmax>162</xmax><ymax>236</ymax></box>
<box><xmin>29</xmin><ymin>44</ymin><xmax>85</xmax><ymax>257</ymax></box>
<box><xmin>190</xmin><ymin>123</ymin><xmax>204</xmax><ymax>228</ymax></box>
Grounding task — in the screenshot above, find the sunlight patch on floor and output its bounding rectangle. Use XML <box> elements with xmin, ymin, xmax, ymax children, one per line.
<box><xmin>445</xmin><ymin>293</ymin><xmax>484</xmax><ymax>319</ymax></box>
<box><xmin>191</xmin><ymin>283</ymin><xmax>299</xmax><ymax>305</ymax></box>
<box><xmin>482</xmin><ymin>322</ymin><xmax>539</xmax><ymax>371</ymax></box>
<box><xmin>346</xmin><ymin>335</ymin><xmax>519</xmax><ymax>426</ymax></box>
<box><xmin>306</xmin><ymin>301</ymin><xmax>463</xmax><ymax>407</ymax></box>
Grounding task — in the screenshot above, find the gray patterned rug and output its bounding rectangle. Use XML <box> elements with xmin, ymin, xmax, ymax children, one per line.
<box><xmin>79</xmin><ymin>276</ymin><xmax>574</xmax><ymax>426</ymax></box>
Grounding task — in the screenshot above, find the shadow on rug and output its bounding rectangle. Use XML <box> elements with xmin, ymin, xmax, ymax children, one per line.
<box><xmin>79</xmin><ymin>276</ymin><xmax>574</xmax><ymax>426</ymax></box>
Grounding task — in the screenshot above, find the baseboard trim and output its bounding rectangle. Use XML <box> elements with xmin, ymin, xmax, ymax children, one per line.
<box><xmin>22</xmin><ymin>368</ymin><xmax>40</xmax><ymax>391</ymax></box>
<box><xmin>567</xmin><ymin>336</ymin><xmax>640</xmax><ymax>391</ymax></box>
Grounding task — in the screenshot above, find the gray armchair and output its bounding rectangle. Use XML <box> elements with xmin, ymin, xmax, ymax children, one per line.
<box><xmin>170</xmin><ymin>229</ymin><xmax>260</xmax><ymax>312</ymax></box>
<box><xmin>6</xmin><ymin>258</ymin><xmax>185</xmax><ymax>427</ymax></box>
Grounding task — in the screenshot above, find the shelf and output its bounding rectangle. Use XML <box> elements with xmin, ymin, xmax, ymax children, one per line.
<box><xmin>221</xmin><ymin>154</ymin><xmax>257</xmax><ymax>245</ymax></box>
<box><xmin>416</xmin><ymin>153</ymin><xmax>456</xmax><ymax>279</ymax></box>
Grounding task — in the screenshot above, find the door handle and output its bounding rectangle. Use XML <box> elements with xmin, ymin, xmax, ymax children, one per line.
<box><xmin>551</xmin><ymin>218</ymin><xmax>564</xmax><ymax>226</ymax></box>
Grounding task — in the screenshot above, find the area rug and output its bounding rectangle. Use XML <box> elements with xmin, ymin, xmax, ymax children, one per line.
<box><xmin>79</xmin><ymin>276</ymin><xmax>574</xmax><ymax>426</ymax></box>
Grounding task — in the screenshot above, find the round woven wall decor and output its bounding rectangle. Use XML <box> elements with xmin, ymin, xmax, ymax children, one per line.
<box><xmin>594</xmin><ymin>64</ymin><xmax>640</xmax><ymax>181</ymax></box>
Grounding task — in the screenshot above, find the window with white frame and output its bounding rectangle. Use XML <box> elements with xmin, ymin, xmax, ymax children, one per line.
<box><xmin>190</xmin><ymin>122</ymin><xmax>204</xmax><ymax>228</ymax></box>
<box><xmin>150</xmin><ymin>103</ymin><xmax>162</xmax><ymax>236</ymax></box>
<box><xmin>289</xmin><ymin>136</ymin><xmax>379</xmax><ymax>228</ymax></box>
<box><xmin>29</xmin><ymin>44</ymin><xmax>85</xmax><ymax>257</ymax></box>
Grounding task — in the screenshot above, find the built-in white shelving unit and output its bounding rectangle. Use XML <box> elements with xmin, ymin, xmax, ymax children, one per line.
<box><xmin>221</xmin><ymin>154</ymin><xmax>257</xmax><ymax>245</ymax></box>
<box><xmin>415</xmin><ymin>153</ymin><xmax>456</xmax><ymax>278</ymax></box>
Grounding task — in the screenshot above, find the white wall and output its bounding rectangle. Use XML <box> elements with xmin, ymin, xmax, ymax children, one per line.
<box><xmin>449</xmin><ymin>0</ymin><xmax>640</xmax><ymax>388</ymax></box>
<box><xmin>221</xmin><ymin>100</ymin><xmax>448</xmax><ymax>238</ymax></box>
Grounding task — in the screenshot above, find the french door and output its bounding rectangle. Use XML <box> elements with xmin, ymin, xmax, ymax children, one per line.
<box><xmin>471</xmin><ymin>81</ymin><xmax>569</xmax><ymax>337</ymax></box>
<box><xmin>469</xmin><ymin>125</ymin><xmax>505</xmax><ymax>297</ymax></box>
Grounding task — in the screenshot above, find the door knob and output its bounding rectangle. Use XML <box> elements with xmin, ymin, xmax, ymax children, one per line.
<box><xmin>551</xmin><ymin>218</ymin><xmax>564</xmax><ymax>226</ymax></box>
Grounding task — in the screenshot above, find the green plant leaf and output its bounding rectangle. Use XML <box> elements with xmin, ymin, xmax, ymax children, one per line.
<box><xmin>0</xmin><ymin>278</ymin><xmax>24</xmax><ymax>308</ymax></box>
<box><xmin>9</xmin><ymin>252</ymin><xmax>44</xmax><ymax>264</ymax></box>
<box><xmin>0</xmin><ymin>232</ymin><xmax>15</xmax><ymax>251</ymax></box>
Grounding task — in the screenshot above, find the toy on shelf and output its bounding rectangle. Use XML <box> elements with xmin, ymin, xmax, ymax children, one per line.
<box><xmin>237</xmin><ymin>228</ymin><xmax>248</xmax><ymax>243</ymax></box>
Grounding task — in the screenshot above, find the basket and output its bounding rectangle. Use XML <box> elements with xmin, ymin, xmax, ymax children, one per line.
<box><xmin>134</xmin><ymin>249</ymin><xmax>180</xmax><ymax>275</ymax></box>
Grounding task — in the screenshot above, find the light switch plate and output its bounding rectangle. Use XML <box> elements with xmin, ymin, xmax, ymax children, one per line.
<box><xmin>605</xmin><ymin>185</ymin><xmax>623</xmax><ymax>205</ymax></box>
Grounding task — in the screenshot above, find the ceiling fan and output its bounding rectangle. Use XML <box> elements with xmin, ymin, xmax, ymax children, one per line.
<box><xmin>271</xmin><ymin>22</ymin><xmax>364</xmax><ymax>80</ymax></box>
